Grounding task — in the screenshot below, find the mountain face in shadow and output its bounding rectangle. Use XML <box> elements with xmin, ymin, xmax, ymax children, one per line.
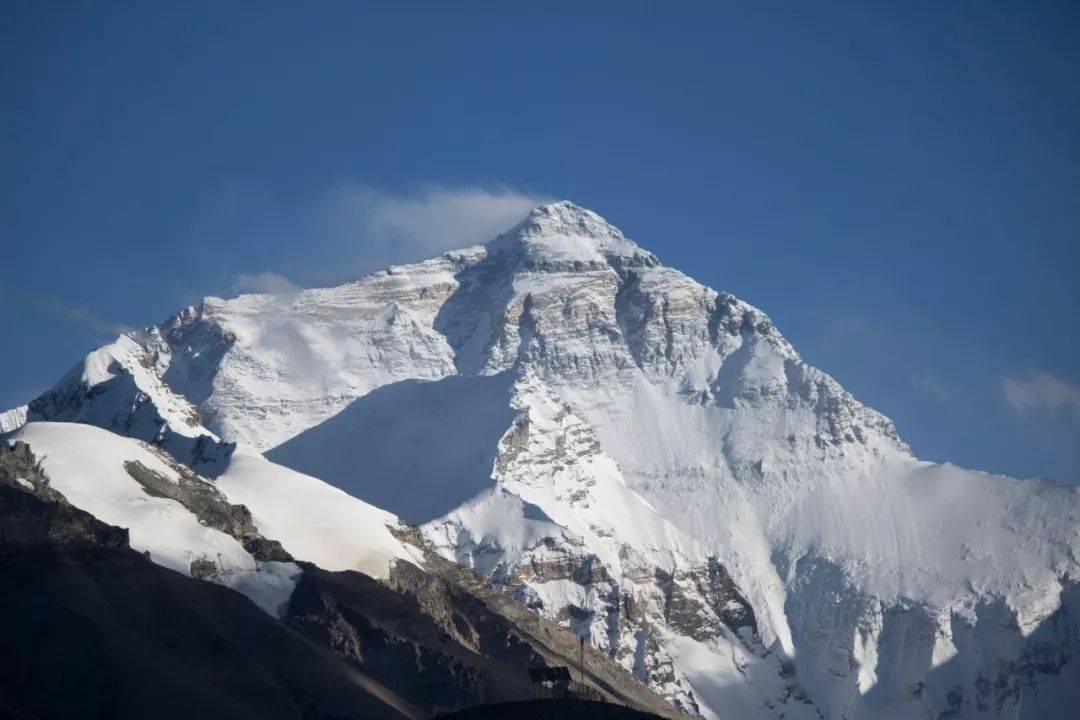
<box><xmin>267</xmin><ymin>373</ymin><xmax>518</xmax><ymax>525</ymax></box>
<box><xmin>1</xmin><ymin>439</ymin><xmax>678</xmax><ymax>720</ymax></box>
<box><xmin>915</xmin><ymin>586</ymin><xmax>1080</xmax><ymax>719</ymax></box>
<box><xmin>0</xmin><ymin>484</ymin><xmax>413</xmax><ymax>720</ymax></box>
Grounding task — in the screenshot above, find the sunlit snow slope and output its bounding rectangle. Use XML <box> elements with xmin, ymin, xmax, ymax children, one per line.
<box><xmin>6</xmin><ymin>422</ymin><xmax>422</xmax><ymax>613</ymax></box>
<box><xmin>8</xmin><ymin>201</ymin><xmax>1078</xmax><ymax>719</ymax></box>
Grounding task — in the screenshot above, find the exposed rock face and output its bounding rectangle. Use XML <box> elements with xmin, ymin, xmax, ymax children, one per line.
<box><xmin>392</xmin><ymin>550</ymin><xmax>688</xmax><ymax>718</ymax></box>
<box><xmin>6</xmin><ymin>201</ymin><xmax>1078</xmax><ymax>718</ymax></box>
<box><xmin>287</xmin><ymin>560</ymin><xmax>679</xmax><ymax>718</ymax></box>
<box><xmin>0</xmin><ymin>405</ymin><xmax>27</xmax><ymax>434</ymax></box>
<box><xmin>1</xmin><ymin>440</ymin><xmax>64</xmax><ymax>502</ymax></box>
<box><xmin>22</xmin><ymin>332</ymin><xmax>233</xmax><ymax>474</ymax></box>
<box><xmin>422</xmin><ymin>373</ymin><xmax>811</xmax><ymax>717</ymax></box>
<box><xmin>0</xmin><ymin>441</ymin><xmax>127</xmax><ymax>548</ymax></box>
<box><xmin>123</xmin><ymin>457</ymin><xmax>291</xmax><ymax>562</ymax></box>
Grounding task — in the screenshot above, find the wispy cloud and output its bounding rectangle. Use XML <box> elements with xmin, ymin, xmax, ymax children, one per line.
<box><xmin>231</xmin><ymin>272</ymin><xmax>300</xmax><ymax>296</ymax></box>
<box><xmin>194</xmin><ymin>183</ymin><xmax>551</xmax><ymax>296</ymax></box>
<box><xmin>912</xmin><ymin>373</ymin><xmax>949</xmax><ymax>400</ymax></box>
<box><xmin>39</xmin><ymin>298</ymin><xmax>131</xmax><ymax>336</ymax></box>
<box><xmin>1001</xmin><ymin>371</ymin><xmax>1080</xmax><ymax>417</ymax></box>
<box><xmin>0</xmin><ymin>282</ymin><xmax>130</xmax><ymax>337</ymax></box>
<box><xmin>310</xmin><ymin>184</ymin><xmax>552</xmax><ymax>271</ymax></box>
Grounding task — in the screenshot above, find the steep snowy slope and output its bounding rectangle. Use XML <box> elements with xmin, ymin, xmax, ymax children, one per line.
<box><xmin>7</xmin><ymin>201</ymin><xmax>1078</xmax><ymax>719</ymax></box>
<box><xmin>7</xmin><ymin>422</ymin><xmax>298</xmax><ymax>614</ymax></box>
<box><xmin>217</xmin><ymin>447</ymin><xmax>424</xmax><ymax>576</ymax></box>
<box><xmin>6</xmin><ymin>422</ymin><xmax>423</xmax><ymax>613</ymax></box>
<box><xmin>24</xmin><ymin>334</ymin><xmax>233</xmax><ymax>474</ymax></box>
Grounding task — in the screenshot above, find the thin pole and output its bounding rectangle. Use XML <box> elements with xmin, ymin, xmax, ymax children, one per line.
<box><xmin>579</xmin><ymin>635</ymin><xmax>585</xmax><ymax>688</ymax></box>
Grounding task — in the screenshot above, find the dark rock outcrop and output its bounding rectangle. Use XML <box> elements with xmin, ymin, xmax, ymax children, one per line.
<box><xmin>123</xmin><ymin>457</ymin><xmax>291</xmax><ymax>562</ymax></box>
<box><xmin>284</xmin><ymin>552</ymin><xmax>683</xmax><ymax>719</ymax></box>
<box><xmin>437</xmin><ymin>698</ymin><xmax>668</xmax><ymax>720</ymax></box>
<box><xmin>0</xmin><ymin>462</ymin><xmax>414</xmax><ymax>719</ymax></box>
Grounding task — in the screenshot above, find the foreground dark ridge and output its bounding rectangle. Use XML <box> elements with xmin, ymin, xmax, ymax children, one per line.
<box><xmin>435</xmin><ymin>698</ymin><xmax>668</xmax><ymax>719</ymax></box>
<box><xmin>0</xmin><ymin>483</ymin><xmax>417</xmax><ymax>720</ymax></box>
<box><xmin>0</xmin><ymin>440</ymin><xmax>680</xmax><ymax>720</ymax></box>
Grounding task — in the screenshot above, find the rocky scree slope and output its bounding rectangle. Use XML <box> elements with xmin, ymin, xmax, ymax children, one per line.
<box><xmin>6</xmin><ymin>201</ymin><xmax>1079</xmax><ymax>719</ymax></box>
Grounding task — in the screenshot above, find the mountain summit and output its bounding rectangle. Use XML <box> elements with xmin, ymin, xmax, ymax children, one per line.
<box><xmin>489</xmin><ymin>200</ymin><xmax>651</xmax><ymax>263</ymax></box>
<box><xmin>6</xmin><ymin>203</ymin><xmax>1078</xmax><ymax>719</ymax></box>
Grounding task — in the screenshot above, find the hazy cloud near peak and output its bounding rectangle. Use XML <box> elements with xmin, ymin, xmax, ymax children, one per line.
<box><xmin>1001</xmin><ymin>371</ymin><xmax>1080</xmax><ymax>417</ymax></box>
<box><xmin>201</xmin><ymin>183</ymin><xmax>552</xmax><ymax>296</ymax></box>
<box><xmin>0</xmin><ymin>282</ymin><xmax>130</xmax><ymax>339</ymax></box>
<box><xmin>312</xmin><ymin>184</ymin><xmax>552</xmax><ymax>269</ymax></box>
<box><xmin>40</xmin><ymin>298</ymin><xmax>131</xmax><ymax>336</ymax></box>
<box><xmin>231</xmin><ymin>272</ymin><xmax>300</xmax><ymax>296</ymax></box>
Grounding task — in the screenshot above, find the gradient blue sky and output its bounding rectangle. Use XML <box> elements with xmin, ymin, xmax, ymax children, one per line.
<box><xmin>3</xmin><ymin>2</ymin><xmax>1078</xmax><ymax>483</ymax></box>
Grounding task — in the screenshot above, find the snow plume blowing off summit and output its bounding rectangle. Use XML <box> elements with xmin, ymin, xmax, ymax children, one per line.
<box><xmin>6</xmin><ymin>201</ymin><xmax>1079</xmax><ymax>719</ymax></box>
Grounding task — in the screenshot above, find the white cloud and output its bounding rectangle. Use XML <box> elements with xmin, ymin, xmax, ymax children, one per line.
<box><xmin>231</xmin><ymin>272</ymin><xmax>300</xmax><ymax>296</ymax></box>
<box><xmin>311</xmin><ymin>184</ymin><xmax>552</xmax><ymax>271</ymax></box>
<box><xmin>1001</xmin><ymin>371</ymin><xmax>1080</xmax><ymax>417</ymax></box>
<box><xmin>40</xmin><ymin>298</ymin><xmax>131</xmax><ymax>336</ymax></box>
<box><xmin>193</xmin><ymin>182</ymin><xmax>551</xmax><ymax>296</ymax></box>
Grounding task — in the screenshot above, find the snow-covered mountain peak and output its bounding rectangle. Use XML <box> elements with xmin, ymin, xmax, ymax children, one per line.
<box><xmin>5</xmin><ymin>202</ymin><xmax>1078</xmax><ymax>719</ymax></box>
<box><xmin>488</xmin><ymin>200</ymin><xmax>656</xmax><ymax>267</ymax></box>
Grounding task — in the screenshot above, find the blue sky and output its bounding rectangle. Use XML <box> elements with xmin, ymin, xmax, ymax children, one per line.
<box><xmin>2</xmin><ymin>2</ymin><xmax>1077</xmax><ymax>483</ymax></box>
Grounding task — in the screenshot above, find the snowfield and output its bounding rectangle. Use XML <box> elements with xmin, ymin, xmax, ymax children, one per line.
<box><xmin>217</xmin><ymin>447</ymin><xmax>424</xmax><ymax>577</ymax></box>
<box><xmin>8</xmin><ymin>422</ymin><xmax>424</xmax><ymax>615</ymax></box>
<box><xmin>5</xmin><ymin>201</ymin><xmax>1078</xmax><ymax>719</ymax></box>
<box><xmin>9</xmin><ymin>422</ymin><xmax>299</xmax><ymax>616</ymax></box>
